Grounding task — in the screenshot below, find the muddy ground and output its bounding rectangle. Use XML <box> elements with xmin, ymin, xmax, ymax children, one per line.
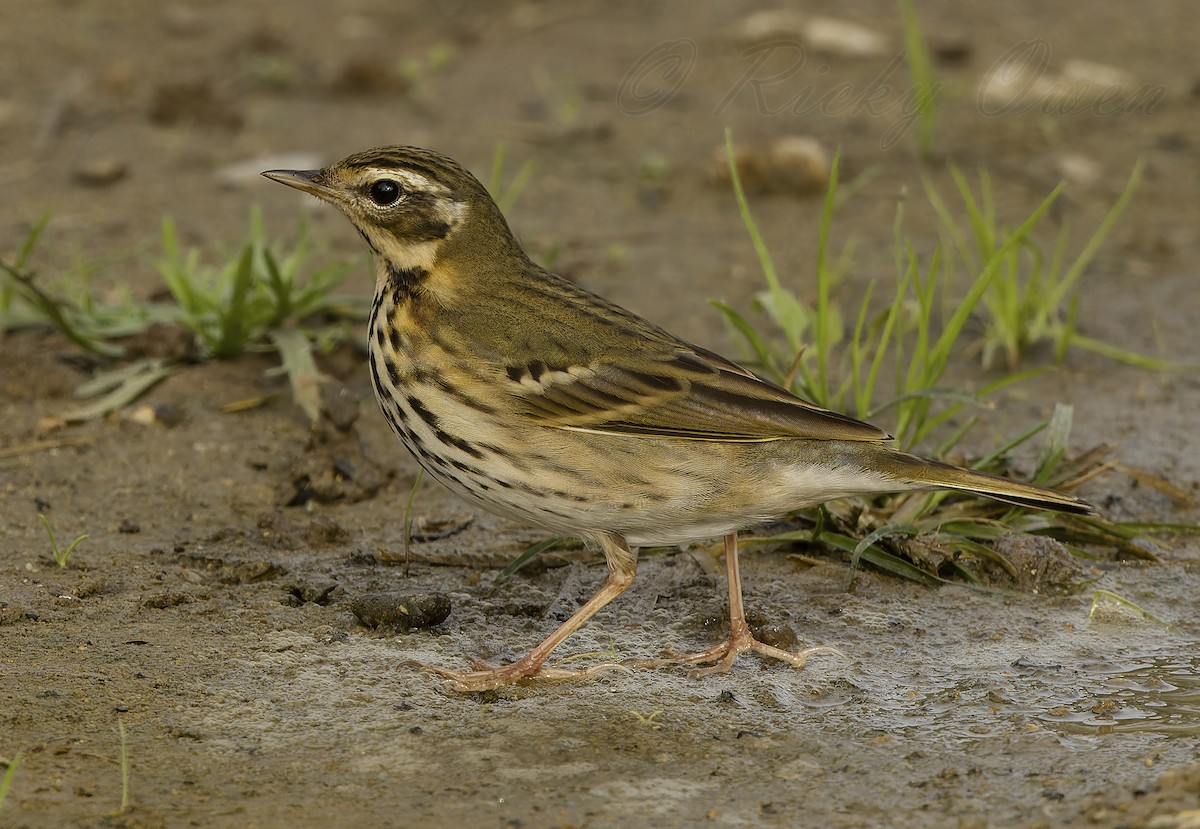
<box><xmin>2</xmin><ymin>1</ymin><xmax>1199</xmax><ymax>826</ymax></box>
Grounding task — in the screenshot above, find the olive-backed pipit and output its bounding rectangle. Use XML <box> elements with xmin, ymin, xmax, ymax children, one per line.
<box><xmin>264</xmin><ymin>146</ymin><xmax>1092</xmax><ymax>692</ymax></box>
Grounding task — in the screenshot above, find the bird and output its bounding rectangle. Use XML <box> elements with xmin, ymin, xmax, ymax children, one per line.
<box><xmin>263</xmin><ymin>146</ymin><xmax>1093</xmax><ymax>692</ymax></box>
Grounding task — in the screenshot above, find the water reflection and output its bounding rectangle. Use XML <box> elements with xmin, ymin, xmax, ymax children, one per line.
<box><xmin>1036</xmin><ymin>654</ymin><xmax>1200</xmax><ymax>736</ymax></box>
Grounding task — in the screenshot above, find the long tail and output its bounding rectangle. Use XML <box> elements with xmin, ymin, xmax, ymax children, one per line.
<box><xmin>888</xmin><ymin>451</ymin><xmax>1094</xmax><ymax>515</ymax></box>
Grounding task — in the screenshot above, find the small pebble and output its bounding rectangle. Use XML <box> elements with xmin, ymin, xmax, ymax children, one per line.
<box><xmin>979</xmin><ymin>54</ymin><xmax>1141</xmax><ymax>111</ymax></box>
<box><xmin>1060</xmin><ymin>59</ymin><xmax>1135</xmax><ymax>91</ymax></box>
<box><xmin>931</xmin><ymin>38</ymin><xmax>973</xmax><ymax>66</ymax></box>
<box><xmin>736</xmin><ymin>9</ymin><xmax>806</xmax><ymax>42</ymax></box>
<box><xmin>803</xmin><ymin>16</ymin><xmax>887</xmax><ymax>58</ymax></box>
<box><xmin>74</xmin><ymin>160</ymin><xmax>128</xmax><ymax>187</ymax></box>
<box><xmin>736</xmin><ymin>11</ymin><xmax>887</xmax><ymax>57</ymax></box>
<box><xmin>1055</xmin><ymin>153</ymin><xmax>1101</xmax><ymax>188</ymax></box>
<box><xmin>712</xmin><ymin>135</ymin><xmax>829</xmax><ymax>195</ymax></box>
<box><xmin>129</xmin><ymin>404</ymin><xmax>184</xmax><ymax>427</ymax></box>
<box><xmin>768</xmin><ymin>136</ymin><xmax>829</xmax><ymax>194</ymax></box>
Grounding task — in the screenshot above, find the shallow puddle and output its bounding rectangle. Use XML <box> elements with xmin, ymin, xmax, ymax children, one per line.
<box><xmin>1038</xmin><ymin>652</ymin><xmax>1200</xmax><ymax>736</ymax></box>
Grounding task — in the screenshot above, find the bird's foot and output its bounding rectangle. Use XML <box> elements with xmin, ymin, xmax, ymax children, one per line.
<box><xmin>406</xmin><ymin>654</ymin><xmax>631</xmax><ymax>692</ymax></box>
<box><xmin>627</xmin><ymin>621</ymin><xmax>843</xmax><ymax>677</ymax></box>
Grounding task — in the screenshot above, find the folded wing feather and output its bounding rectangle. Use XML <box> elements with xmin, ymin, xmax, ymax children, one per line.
<box><xmin>506</xmin><ymin>347</ymin><xmax>891</xmax><ymax>443</ymax></box>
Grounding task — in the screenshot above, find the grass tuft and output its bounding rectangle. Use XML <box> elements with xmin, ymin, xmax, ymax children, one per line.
<box><xmin>712</xmin><ymin>130</ymin><xmax>1191</xmax><ymax>585</ymax></box>
<box><xmin>157</xmin><ymin>206</ymin><xmax>355</xmax><ymax>360</ymax></box>
<box><xmin>39</xmin><ymin>514</ymin><xmax>88</xmax><ymax>568</ymax></box>
<box><xmin>924</xmin><ymin>161</ymin><xmax>1192</xmax><ymax>372</ymax></box>
<box><xmin>1</xmin><ymin>209</ymin><xmax>367</xmax><ymax>423</ymax></box>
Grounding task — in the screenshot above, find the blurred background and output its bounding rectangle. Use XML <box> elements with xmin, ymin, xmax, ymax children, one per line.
<box><xmin>2</xmin><ymin>3</ymin><xmax>1199</xmax><ymax>826</ymax></box>
<box><xmin>2</xmin><ymin>0</ymin><xmax>1195</xmax><ymax>352</ymax></box>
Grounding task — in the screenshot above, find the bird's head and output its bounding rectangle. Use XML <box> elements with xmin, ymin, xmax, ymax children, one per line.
<box><xmin>263</xmin><ymin>146</ymin><xmax>522</xmax><ymax>286</ymax></box>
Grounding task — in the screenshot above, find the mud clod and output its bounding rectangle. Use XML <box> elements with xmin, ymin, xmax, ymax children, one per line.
<box><xmin>348</xmin><ymin>591</ymin><xmax>452</xmax><ymax>631</ymax></box>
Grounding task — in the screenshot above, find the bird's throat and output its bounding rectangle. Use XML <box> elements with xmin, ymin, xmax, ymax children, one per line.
<box><xmin>386</xmin><ymin>262</ymin><xmax>430</xmax><ymax>297</ymax></box>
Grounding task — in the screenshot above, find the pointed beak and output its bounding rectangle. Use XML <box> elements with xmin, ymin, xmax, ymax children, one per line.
<box><xmin>261</xmin><ymin>168</ymin><xmax>336</xmax><ymax>201</ymax></box>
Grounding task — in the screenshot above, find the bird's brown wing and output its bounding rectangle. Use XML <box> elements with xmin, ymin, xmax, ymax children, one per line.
<box><xmin>504</xmin><ymin>346</ymin><xmax>890</xmax><ymax>443</ymax></box>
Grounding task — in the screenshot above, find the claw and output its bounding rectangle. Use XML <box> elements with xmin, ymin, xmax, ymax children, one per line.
<box><xmin>402</xmin><ymin>532</ymin><xmax>841</xmax><ymax>690</ymax></box>
<box><xmin>624</xmin><ymin>634</ymin><xmax>843</xmax><ymax>677</ymax></box>
<box><xmin>624</xmin><ymin>533</ymin><xmax>844</xmax><ymax>677</ymax></box>
<box><xmin>406</xmin><ymin>657</ymin><xmax>630</xmax><ymax>692</ymax></box>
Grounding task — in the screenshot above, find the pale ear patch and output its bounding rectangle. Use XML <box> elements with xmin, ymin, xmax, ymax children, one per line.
<box><xmin>438</xmin><ymin>199</ymin><xmax>469</xmax><ymax>228</ymax></box>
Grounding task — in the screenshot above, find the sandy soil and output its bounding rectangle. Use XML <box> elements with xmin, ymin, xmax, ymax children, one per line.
<box><xmin>2</xmin><ymin>1</ymin><xmax>1198</xmax><ymax>827</ymax></box>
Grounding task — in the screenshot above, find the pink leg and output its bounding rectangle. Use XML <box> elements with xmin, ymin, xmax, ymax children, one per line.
<box><xmin>631</xmin><ymin>533</ymin><xmax>841</xmax><ymax>676</ymax></box>
<box><xmin>410</xmin><ymin>533</ymin><xmax>636</xmax><ymax>692</ymax></box>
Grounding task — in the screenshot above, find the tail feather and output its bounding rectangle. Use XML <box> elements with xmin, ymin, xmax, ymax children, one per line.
<box><xmin>893</xmin><ymin>453</ymin><xmax>1094</xmax><ymax>515</ymax></box>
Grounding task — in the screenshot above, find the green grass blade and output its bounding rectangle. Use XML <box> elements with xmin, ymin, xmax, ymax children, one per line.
<box><xmin>724</xmin><ymin>132</ymin><xmax>784</xmax><ymax>306</ymax></box>
<box><xmin>0</xmin><ymin>751</ymin><xmax>20</xmax><ymax>810</ymax></box>
<box><xmin>820</xmin><ymin>531</ymin><xmax>940</xmax><ymax>585</ymax></box>
<box><xmin>157</xmin><ymin>217</ymin><xmax>199</xmax><ymax>313</ymax></box>
<box><xmin>813</xmin><ymin>148</ymin><xmax>843</xmax><ymax>403</ymax></box>
<box><xmin>898</xmin><ymin>0</ymin><xmax>938</xmax><ymax>160</ymax></box>
<box><xmin>950</xmin><ymin>166</ymin><xmax>993</xmax><ymax>261</ymax></box>
<box><xmin>64</xmin><ymin>360</ymin><xmax>176</xmax><ymax>422</ymax></box>
<box><xmin>970</xmin><ymin>419</ymin><xmax>1047</xmax><ymax>472</ymax></box>
<box><xmin>261</xmin><ymin>248</ymin><xmax>292</xmax><ymax>325</ymax></box>
<box><xmin>268</xmin><ymin>328</ymin><xmax>322</xmax><ymax>423</ymax></box>
<box><xmin>499</xmin><ymin>160</ymin><xmax>536</xmax><ymax>214</ymax></box>
<box><xmin>710</xmin><ymin>299</ymin><xmax>783</xmax><ymax>381</ymax></box>
<box><xmin>1089</xmin><ymin>588</ymin><xmax>1170</xmax><ymax>627</ymax></box>
<box><xmin>402</xmin><ymin>468</ymin><xmax>425</xmax><ymax>564</ymax></box>
<box><xmin>492</xmin><ymin>537</ymin><xmax>573</xmax><ymax>587</ymax></box>
<box><xmin>1069</xmin><ymin>333</ymin><xmax>1197</xmax><ymax>372</ymax></box>
<box><xmin>16</xmin><ymin>213</ymin><xmax>51</xmax><ymax>267</ymax></box>
<box><xmin>921</xmin><ymin>172</ymin><xmax>971</xmax><ymax>267</ymax></box>
<box><xmin>928</xmin><ymin>183</ymin><xmax>1065</xmax><ymax>373</ymax></box>
<box><xmin>931</xmin><ymin>415</ymin><xmax>979</xmax><ymax>458</ymax></box>
<box><xmin>117</xmin><ymin>717</ymin><xmax>130</xmax><ymax>815</ymax></box>
<box><xmin>850</xmin><ymin>523</ymin><xmax>919</xmax><ymax>572</ymax></box>
<box><xmin>1033</xmin><ymin>403</ymin><xmax>1073</xmax><ymax>484</ymax></box>
<box><xmin>38</xmin><ymin>513</ymin><xmax>62</xmax><ymax>564</ymax></box>
<box><xmin>488</xmin><ymin>141</ymin><xmax>508</xmax><ymax>197</ymax></box>
<box><xmin>0</xmin><ymin>261</ymin><xmax>124</xmax><ymax>358</ymax></box>
<box><xmin>850</xmin><ymin>280</ymin><xmax>875</xmax><ymax>418</ymax></box>
<box><xmin>213</xmin><ymin>245</ymin><xmax>257</xmax><ymax>357</ymax></box>
<box><xmin>488</xmin><ymin>141</ymin><xmax>536</xmax><ymax>213</ymax></box>
<box><xmin>73</xmin><ymin>359</ymin><xmax>163</xmax><ymax>399</ymax></box>
<box><xmin>1049</xmin><ymin>160</ymin><xmax>1143</xmax><ymax>310</ymax></box>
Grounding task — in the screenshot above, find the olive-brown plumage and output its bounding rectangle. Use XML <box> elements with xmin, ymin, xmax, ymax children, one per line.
<box><xmin>264</xmin><ymin>146</ymin><xmax>1092</xmax><ymax>691</ymax></box>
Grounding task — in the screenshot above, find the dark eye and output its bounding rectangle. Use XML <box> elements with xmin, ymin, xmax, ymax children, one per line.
<box><xmin>369</xmin><ymin>179</ymin><xmax>402</xmax><ymax>206</ymax></box>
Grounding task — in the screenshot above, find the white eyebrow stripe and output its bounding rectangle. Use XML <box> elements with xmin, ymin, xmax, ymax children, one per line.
<box><xmin>364</xmin><ymin>167</ymin><xmax>448</xmax><ymax>195</ymax></box>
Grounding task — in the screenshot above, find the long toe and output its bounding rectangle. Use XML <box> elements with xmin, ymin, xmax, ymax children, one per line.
<box><xmin>626</xmin><ymin>634</ymin><xmax>843</xmax><ymax>678</ymax></box>
<box><xmin>406</xmin><ymin>657</ymin><xmax>630</xmax><ymax>692</ymax></box>
<box><xmin>688</xmin><ymin>638</ymin><xmax>842</xmax><ymax>677</ymax></box>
